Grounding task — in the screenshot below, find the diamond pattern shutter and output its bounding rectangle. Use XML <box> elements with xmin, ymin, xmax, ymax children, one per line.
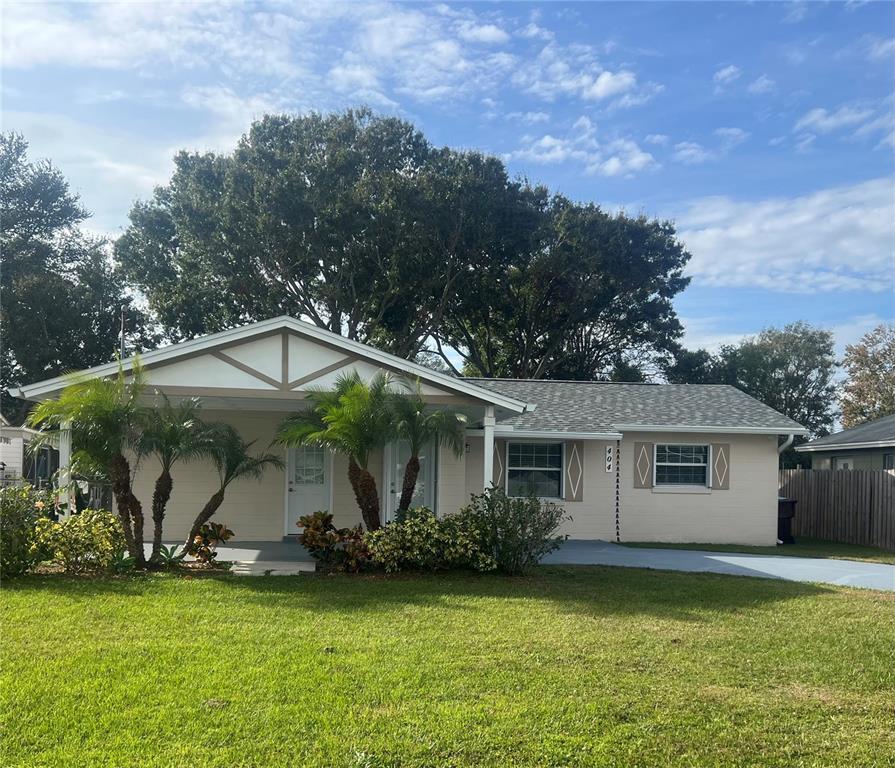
<box><xmin>633</xmin><ymin>442</ymin><xmax>654</xmax><ymax>488</ymax></box>
<box><xmin>711</xmin><ymin>443</ymin><xmax>730</xmax><ymax>490</ymax></box>
<box><xmin>563</xmin><ymin>441</ymin><xmax>584</xmax><ymax>502</ymax></box>
<box><xmin>492</xmin><ymin>438</ymin><xmax>506</xmax><ymax>489</ymax></box>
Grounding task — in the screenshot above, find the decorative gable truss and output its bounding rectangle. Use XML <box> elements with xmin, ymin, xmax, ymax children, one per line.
<box><xmin>143</xmin><ymin>331</ymin><xmax>451</xmax><ymax>397</ymax></box>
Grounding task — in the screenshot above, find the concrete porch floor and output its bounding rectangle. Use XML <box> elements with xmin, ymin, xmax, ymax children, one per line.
<box><xmin>153</xmin><ymin>540</ymin><xmax>316</xmax><ymax>576</ymax></box>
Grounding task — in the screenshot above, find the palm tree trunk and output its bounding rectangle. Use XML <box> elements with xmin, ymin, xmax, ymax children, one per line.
<box><xmin>398</xmin><ymin>454</ymin><xmax>420</xmax><ymax>514</ymax></box>
<box><xmin>149</xmin><ymin>469</ymin><xmax>173</xmax><ymax>564</ymax></box>
<box><xmin>183</xmin><ymin>488</ymin><xmax>226</xmax><ymax>552</ymax></box>
<box><xmin>348</xmin><ymin>458</ymin><xmax>381</xmax><ymax>531</ymax></box>
<box><xmin>129</xmin><ymin>492</ymin><xmax>146</xmax><ymax>568</ymax></box>
<box><xmin>109</xmin><ymin>453</ymin><xmax>137</xmax><ymax>558</ymax></box>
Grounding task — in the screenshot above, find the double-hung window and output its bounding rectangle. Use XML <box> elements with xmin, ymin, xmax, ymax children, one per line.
<box><xmin>507</xmin><ymin>442</ymin><xmax>563</xmax><ymax>498</ymax></box>
<box><xmin>654</xmin><ymin>444</ymin><xmax>709</xmax><ymax>486</ymax></box>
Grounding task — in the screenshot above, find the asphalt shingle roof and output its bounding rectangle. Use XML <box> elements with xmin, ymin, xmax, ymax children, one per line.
<box><xmin>800</xmin><ymin>413</ymin><xmax>895</xmax><ymax>448</ymax></box>
<box><xmin>465</xmin><ymin>379</ymin><xmax>805</xmax><ymax>434</ymax></box>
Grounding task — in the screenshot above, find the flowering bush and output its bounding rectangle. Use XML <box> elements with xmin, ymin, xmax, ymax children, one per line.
<box><xmin>297</xmin><ymin>511</ymin><xmax>369</xmax><ymax>572</ymax></box>
<box><xmin>188</xmin><ymin>522</ymin><xmax>234</xmax><ymax>565</ymax></box>
<box><xmin>0</xmin><ymin>484</ymin><xmax>56</xmax><ymax>577</ymax></box>
<box><xmin>31</xmin><ymin>509</ymin><xmax>126</xmax><ymax>574</ymax></box>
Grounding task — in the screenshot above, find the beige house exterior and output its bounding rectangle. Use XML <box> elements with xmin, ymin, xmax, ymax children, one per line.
<box><xmin>15</xmin><ymin>316</ymin><xmax>806</xmax><ymax>547</ymax></box>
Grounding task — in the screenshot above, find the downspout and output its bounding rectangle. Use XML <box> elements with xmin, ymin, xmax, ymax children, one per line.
<box><xmin>778</xmin><ymin>433</ymin><xmax>795</xmax><ymax>455</ymax></box>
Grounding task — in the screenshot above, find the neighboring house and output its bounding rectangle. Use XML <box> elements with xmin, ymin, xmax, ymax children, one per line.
<box><xmin>795</xmin><ymin>414</ymin><xmax>895</xmax><ymax>470</ymax></box>
<box><xmin>12</xmin><ymin>316</ymin><xmax>806</xmax><ymax>545</ymax></box>
<box><xmin>0</xmin><ymin>413</ymin><xmax>58</xmax><ymax>487</ymax></box>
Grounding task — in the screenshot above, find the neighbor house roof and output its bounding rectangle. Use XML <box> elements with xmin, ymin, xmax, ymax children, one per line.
<box><xmin>466</xmin><ymin>379</ymin><xmax>807</xmax><ymax>436</ymax></box>
<box><xmin>795</xmin><ymin>413</ymin><xmax>895</xmax><ymax>452</ymax></box>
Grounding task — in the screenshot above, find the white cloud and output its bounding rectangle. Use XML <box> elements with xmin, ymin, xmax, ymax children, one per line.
<box><xmin>519</xmin><ymin>22</ymin><xmax>554</xmax><ymax>41</ymax></box>
<box><xmin>504</xmin><ymin>119</ymin><xmax>656</xmax><ymax>178</ymax></box>
<box><xmin>673</xmin><ymin>141</ymin><xmax>713</xmax><ymax>164</ymax></box>
<box><xmin>795</xmin><ymin>105</ymin><xmax>875</xmax><ymax>133</ymax></box>
<box><xmin>747</xmin><ymin>75</ymin><xmax>775</xmax><ymax>94</ymax></box>
<box><xmin>510</xmin><ymin>42</ymin><xmax>658</xmax><ymax>108</ymax></box>
<box><xmin>506</xmin><ymin>110</ymin><xmax>551</xmax><ymax>124</ymax></box>
<box><xmin>457</xmin><ymin>22</ymin><xmax>509</xmax><ymax>44</ymax></box>
<box><xmin>676</xmin><ymin>178</ymin><xmax>895</xmax><ymax>293</ymax></box>
<box><xmin>868</xmin><ymin>37</ymin><xmax>895</xmax><ymax>59</ymax></box>
<box><xmin>783</xmin><ymin>2</ymin><xmax>809</xmax><ymax>23</ymax></box>
<box><xmin>583</xmin><ymin>70</ymin><xmax>636</xmax><ymax>100</ymax></box>
<box><xmin>645</xmin><ymin>134</ymin><xmax>669</xmax><ymax>146</ymax></box>
<box><xmin>712</xmin><ymin>64</ymin><xmax>741</xmax><ymax>92</ymax></box>
<box><xmin>714</xmin><ymin>127</ymin><xmax>750</xmax><ymax>150</ymax></box>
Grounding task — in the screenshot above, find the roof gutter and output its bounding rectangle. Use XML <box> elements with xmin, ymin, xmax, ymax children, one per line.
<box><xmin>778</xmin><ymin>433</ymin><xmax>795</xmax><ymax>455</ymax></box>
<box><xmin>795</xmin><ymin>439</ymin><xmax>895</xmax><ymax>452</ymax></box>
<box><xmin>612</xmin><ymin>424</ymin><xmax>809</xmax><ymax>436</ymax></box>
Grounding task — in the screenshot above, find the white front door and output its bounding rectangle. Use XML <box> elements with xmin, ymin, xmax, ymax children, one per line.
<box><xmin>287</xmin><ymin>446</ymin><xmax>330</xmax><ymax>534</ymax></box>
<box><xmin>385</xmin><ymin>440</ymin><xmax>437</xmax><ymax>522</ymax></box>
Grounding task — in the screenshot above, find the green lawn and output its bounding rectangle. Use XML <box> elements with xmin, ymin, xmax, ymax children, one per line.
<box><xmin>2</xmin><ymin>568</ymin><xmax>893</xmax><ymax>768</ymax></box>
<box><xmin>622</xmin><ymin>538</ymin><xmax>895</xmax><ymax>565</ymax></box>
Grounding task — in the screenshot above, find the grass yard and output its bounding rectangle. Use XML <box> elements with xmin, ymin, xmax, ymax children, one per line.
<box><xmin>622</xmin><ymin>538</ymin><xmax>895</xmax><ymax>565</ymax></box>
<box><xmin>2</xmin><ymin>567</ymin><xmax>893</xmax><ymax>768</ymax></box>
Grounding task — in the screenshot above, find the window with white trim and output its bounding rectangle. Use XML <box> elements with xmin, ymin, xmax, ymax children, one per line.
<box><xmin>654</xmin><ymin>444</ymin><xmax>709</xmax><ymax>486</ymax></box>
<box><xmin>507</xmin><ymin>442</ymin><xmax>563</xmax><ymax>498</ymax></box>
<box><xmin>883</xmin><ymin>453</ymin><xmax>893</xmax><ymax>470</ymax></box>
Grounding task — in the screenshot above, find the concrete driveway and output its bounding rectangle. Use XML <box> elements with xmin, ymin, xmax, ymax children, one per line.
<box><xmin>543</xmin><ymin>540</ymin><xmax>895</xmax><ymax>592</ymax></box>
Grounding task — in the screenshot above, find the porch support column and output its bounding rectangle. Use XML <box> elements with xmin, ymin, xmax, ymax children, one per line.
<box><xmin>57</xmin><ymin>421</ymin><xmax>74</xmax><ymax>517</ymax></box>
<box><xmin>483</xmin><ymin>406</ymin><xmax>495</xmax><ymax>489</ymax></box>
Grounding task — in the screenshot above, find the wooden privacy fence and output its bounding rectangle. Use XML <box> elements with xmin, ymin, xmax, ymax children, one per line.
<box><xmin>778</xmin><ymin>469</ymin><xmax>895</xmax><ymax>550</ymax></box>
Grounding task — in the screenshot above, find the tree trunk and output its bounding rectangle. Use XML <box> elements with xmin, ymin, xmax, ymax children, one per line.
<box><xmin>398</xmin><ymin>454</ymin><xmax>420</xmax><ymax>514</ymax></box>
<box><xmin>148</xmin><ymin>469</ymin><xmax>173</xmax><ymax>565</ymax></box>
<box><xmin>348</xmin><ymin>458</ymin><xmax>381</xmax><ymax>531</ymax></box>
<box><xmin>129</xmin><ymin>491</ymin><xmax>146</xmax><ymax>568</ymax></box>
<box><xmin>183</xmin><ymin>488</ymin><xmax>226</xmax><ymax>552</ymax></box>
<box><xmin>109</xmin><ymin>453</ymin><xmax>137</xmax><ymax>558</ymax></box>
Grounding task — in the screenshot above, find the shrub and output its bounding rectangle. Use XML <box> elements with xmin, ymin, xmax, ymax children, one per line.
<box><xmin>0</xmin><ymin>485</ymin><xmax>55</xmax><ymax>578</ymax></box>
<box><xmin>31</xmin><ymin>509</ymin><xmax>126</xmax><ymax>574</ymax></box>
<box><xmin>298</xmin><ymin>511</ymin><xmax>369</xmax><ymax>572</ymax></box>
<box><xmin>459</xmin><ymin>488</ymin><xmax>570</xmax><ymax>575</ymax></box>
<box><xmin>365</xmin><ymin>507</ymin><xmax>491</xmax><ymax>573</ymax></box>
<box><xmin>188</xmin><ymin>522</ymin><xmax>234</xmax><ymax>565</ymax></box>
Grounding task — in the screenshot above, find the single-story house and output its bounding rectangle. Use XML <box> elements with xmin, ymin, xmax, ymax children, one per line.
<box><xmin>795</xmin><ymin>414</ymin><xmax>895</xmax><ymax>470</ymax></box>
<box><xmin>13</xmin><ymin>316</ymin><xmax>806</xmax><ymax>546</ymax></box>
<box><xmin>0</xmin><ymin>413</ymin><xmax>58</xmax><ymax>488</ymax></box>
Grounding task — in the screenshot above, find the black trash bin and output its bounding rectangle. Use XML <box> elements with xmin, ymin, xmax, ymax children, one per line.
<box><xmin>777</xmin><ymin>497</ymin><xmax>797</xmax><ymax>545</ymax></box>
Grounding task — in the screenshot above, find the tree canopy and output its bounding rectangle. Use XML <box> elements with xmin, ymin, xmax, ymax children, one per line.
<box><xmin>840</xmin><ymin>324</ymin><xmax>895</xmax><ymax>429</ymax></box>
<box><xmin>0</xmin><ymin>134</ymin><xmax>156</xmax><ymax>422</ymax></box>
<box><xmin>116</xmin><ymin>108</ymin><xmax>691</xmax><ymax>379</ymax></box>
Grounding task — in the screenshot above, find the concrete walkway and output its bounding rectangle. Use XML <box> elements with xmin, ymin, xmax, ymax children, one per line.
<box><xmin>543</xmin><ymin>540</ymin><xmax>895</xmax><ymax>592</ymax></box>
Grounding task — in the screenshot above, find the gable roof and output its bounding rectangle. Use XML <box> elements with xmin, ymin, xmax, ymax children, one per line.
<box><xmin>796</xmin><ymin>413</ymin><xmax>895</xmax><ymax>452</ymax></box>
<box><xmin>12</xmin><ymin>316</ymin><xmax>529</xmax><ymax>413</ymax></box>
<box><xmin>467</xmin><ymin>379</ymin><xmax>807</xmax><ymax>435</ymax></box>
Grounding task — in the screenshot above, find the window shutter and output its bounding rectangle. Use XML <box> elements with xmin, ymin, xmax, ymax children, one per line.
<box><xmin>633</xmin><ymin>442</ymin><xmax>654</xmax><ymax>488</ymax></box>
<box><xmin>563</xmin><ymin>441</ymin><xmax>584</xmax><ymax>501</ymax></box>
<box><xmin>492</xmin><ymin>438</ymin><xmax>506</xmax><ymax>489</ymax></box>
<box><xmin>711</xmin><ymin>443</ymin><xmax>730</xmax><ymax>490</ymax></box>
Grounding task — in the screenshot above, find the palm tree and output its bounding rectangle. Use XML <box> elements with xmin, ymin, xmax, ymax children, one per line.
<box><xmin>183</xmin><ymin>423</ymin><xmax>284</xmax><ymax>550</ymax></box>
<box><xmin>391</xmin><ymin>379</ymin><xmax>467</xmax><ymax>515</ymax></box>
<box><xmin>276</xmin><ymin>371</ymin><xmax>394</xmax><ymax>531</ymax></box>
<box><xmin>136</xmin><ymin>396</ymin><xmax>210</xmax><ymax>564</ymax></box>
<box><xmin>28</xmin><ymin>361</ymin><xmax>148</xmax><ymax>566</ymax></box>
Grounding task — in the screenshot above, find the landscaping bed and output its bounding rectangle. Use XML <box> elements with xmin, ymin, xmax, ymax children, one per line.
<box><xmin>2</xmin><ymin>567</ymin><xmax>892</xmax><ymax>767</ymax></box>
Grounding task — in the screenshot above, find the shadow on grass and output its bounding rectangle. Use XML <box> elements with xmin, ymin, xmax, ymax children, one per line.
<box><xmin>2</xmin><ymin>565</ymin><xmax>834</xmax><ymax>622</ymax></box>
<box><xmin>213</xmin><ymin>564</ymin><xmax>834</xmax><ymax>622</ymax></box>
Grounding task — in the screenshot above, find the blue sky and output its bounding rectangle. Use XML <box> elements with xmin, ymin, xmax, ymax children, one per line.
<box><xmin>2</xmin><ymin>1</ymin><xmax>893</xmax><ymax>355</ymax></box>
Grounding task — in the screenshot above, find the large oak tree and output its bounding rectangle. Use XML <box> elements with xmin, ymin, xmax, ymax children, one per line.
<box><xmin>116</xmin><ymin>109</ymin><xmax>692</xmax><ymax>378</ymax></box>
